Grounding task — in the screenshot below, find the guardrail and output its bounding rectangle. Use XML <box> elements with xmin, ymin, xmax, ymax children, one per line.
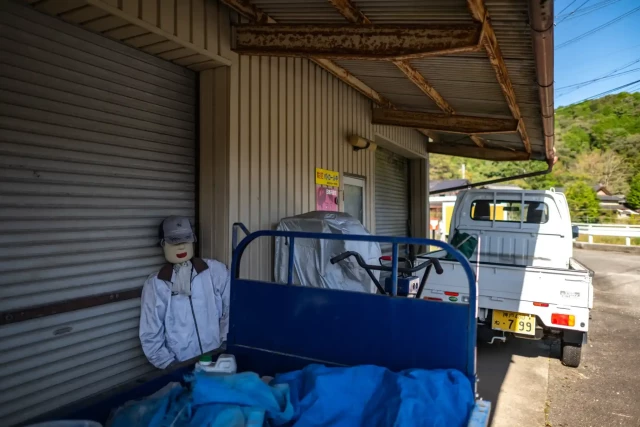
<box><xmin>574</xmin><ymin>223</ymin><xmax>640</xmax><ymax>246</ymax></box>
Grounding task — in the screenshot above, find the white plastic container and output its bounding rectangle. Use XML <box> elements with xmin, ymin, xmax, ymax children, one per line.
<box><xmin>195</xmin><ymin>354</ymin><xmax>237</xmax><ymax>375</ymax></box>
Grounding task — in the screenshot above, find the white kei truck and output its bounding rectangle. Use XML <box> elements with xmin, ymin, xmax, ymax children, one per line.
<box><xmin>423</xmin><ymin>189</ymin><xmax>593</xmax><ymax>367</ymax></box>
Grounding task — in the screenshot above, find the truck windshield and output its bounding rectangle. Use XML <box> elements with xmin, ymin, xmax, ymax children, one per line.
<box><xmin>470</xmin><ymin>200</ymin><xmax>549</xmax><ymax>224</ymax></box>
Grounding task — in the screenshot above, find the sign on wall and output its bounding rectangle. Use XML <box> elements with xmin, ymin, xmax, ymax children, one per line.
<box><xmin>316</xmin><ymin>186</ymin><xmax>339</xmax><ymax>212</ymax></box>
<box><xmin>315</xmin><ymin>168</ymin><xmax>340</xmax><ymax>211</ymax></box>
<box><xmin>315</xmin><ymin>168</ymin><xmax>340</xmax><ymax>187</ymax></box>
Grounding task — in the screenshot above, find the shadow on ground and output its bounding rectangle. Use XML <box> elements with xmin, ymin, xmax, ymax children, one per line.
<box><xmin>477</xmin><ymin>337</ymin><xmax>553</xmax><ymax>427</ymax></box>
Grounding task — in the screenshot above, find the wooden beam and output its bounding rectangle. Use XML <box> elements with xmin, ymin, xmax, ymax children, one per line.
<box><xmin>233</xmin><ymin>23</ymin><xmax>482</xmax><ymax>60</ymax></box>
<box><xmin>329</xmin><ymin>0</ymin><xmax>371</xmax><ymax>24</ymax></box>
<box><xmin>372</xmin><ymin>108</ymin><xmax>518</xmax><ymax>134</ymax></box>
<box><xmin>329</xmin><ymin>0</ymin><xmax>456</xmax><ymax>114</ymax></box>
<box><xmin>220</xmin><ymin>0</ymin><xmax>393</xmax><ymax>108</ymax></box>
<box><xmin>312</xmin><ymin>58</ymin><xmax>392</xmax><ymax>108</ymax></box>
<box><xmin>427</xmin><ymin>143</ymin><xmax>530</xmax><ymax>161</ymax></box>
<box><xmin>392</xmin><ymin>61</ymin><xmax>455</xmax><ymax>114</ymax></box>
<box><xmin>467</xmin><ymin>0</ymin><xmax>532</xmax><ymax>154</ymax></box>
<box><xmin>469</xmin><ymin>134</ymin><xmax>486</xmax><ymax>148</ymax></box>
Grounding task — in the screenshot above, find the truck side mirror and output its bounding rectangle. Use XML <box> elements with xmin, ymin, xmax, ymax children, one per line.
<box><xmin>572</xmin><ymin>225</ymin><xmax>579</xmax><ymax>239</ymax></box>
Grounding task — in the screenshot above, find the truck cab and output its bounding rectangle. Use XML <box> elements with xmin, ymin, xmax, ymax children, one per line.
<box><xmin>424</xmin><ymin>189</ymin><xmax>593</xmax><ymax>367</ymax></box>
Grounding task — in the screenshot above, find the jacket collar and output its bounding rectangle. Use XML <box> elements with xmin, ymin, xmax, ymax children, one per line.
<box><xmin>157</xmin><ymin>257</ymin><xmax>208</xmax><ymax>282</ymax></box>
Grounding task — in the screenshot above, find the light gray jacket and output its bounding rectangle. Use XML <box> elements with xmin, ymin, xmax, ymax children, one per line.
<box><xmin>139</xmin><ymin>258</ymin><xmax>230</xmax><ymax>369</ymax></box>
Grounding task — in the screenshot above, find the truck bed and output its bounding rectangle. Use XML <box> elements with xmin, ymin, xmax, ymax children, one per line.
<box><xmin>422</xmin><ymin>255</ymin><xmax>593</xmax><ymax>333</ymax></box>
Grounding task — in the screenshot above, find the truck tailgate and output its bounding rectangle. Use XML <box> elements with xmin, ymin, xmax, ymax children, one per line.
<box><xmin>424</xmin><ymin>260</ymin><xmax>592</xmax><ymax>309</ymax></box>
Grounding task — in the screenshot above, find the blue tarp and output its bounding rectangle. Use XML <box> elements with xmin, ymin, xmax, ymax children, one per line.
<box><xmin>108</xmin><ymin>365</ymin><xmax>473</xmax><ymax>427</ymax></box>
<box><xmin>274</xmin><ymin>364</ymin><xmax>474</xmax><ymax>427</ymax></box>
<box><xmin>108</xmin><ymin>372</ymin><xmax>294</xmax><ymax>427</ymax></box>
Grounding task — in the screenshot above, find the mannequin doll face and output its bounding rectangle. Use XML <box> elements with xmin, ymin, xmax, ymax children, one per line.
<box><xmin>162</xmin><ymin>241</ymin><xmax>194</xmax><ymax>264</ymax></box>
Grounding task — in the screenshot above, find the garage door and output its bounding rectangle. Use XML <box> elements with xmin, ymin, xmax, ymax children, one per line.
<box><xmin>375</xmin><ymin>147</ymin><xmax>409</xmax><ymax>253</ymax></box>
<box><xmin>0</xmin><ymin>3</ymin><xmax>196</xmax><ymax>425</ymax></box>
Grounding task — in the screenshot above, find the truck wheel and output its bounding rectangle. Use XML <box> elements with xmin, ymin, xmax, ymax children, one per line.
<box><xmin>561</xmin><ymin>341</ymin><xmax>582</xmax><ymax>367</ymax></box>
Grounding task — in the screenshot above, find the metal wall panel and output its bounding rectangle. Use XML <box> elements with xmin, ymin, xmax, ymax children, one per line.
<box><xmin>375</xmin><ymin>147</ymin><xmax>410</xmax><ymax>253</ymax></box>
<box><xmin>20</xmin><ymin>0</ymin><xmax>232</xmax><ymax>71</ymax></box>
<box><xmin>0</xmin><ymin>2</ymin><xmax>196</xmax><ymax>424</ymax></box>
<box><xmin>409</xmin><ymin>157</ymin><xmax>430</xmax><ymax>249</ymax></box>
<box><xmin>214</xmin><ymin>53</ymin><xmax>427</xmax><ymax>280</ymax></box>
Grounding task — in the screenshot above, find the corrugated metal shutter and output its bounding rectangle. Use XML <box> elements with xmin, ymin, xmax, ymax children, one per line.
<box><xmin>375</xmin><ymin>147</ymin><xmax>409</xmax><ymax>253</ymax></box>
<box><xmin>0</xmin><ymin>3</ymin><xmax>196</xmax><ymax>425</ymax></box>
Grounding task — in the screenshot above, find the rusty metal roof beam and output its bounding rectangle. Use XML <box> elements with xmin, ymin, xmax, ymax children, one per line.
<box><xmin>467</xmin><ymin>0</ymin><xmax>532</xmax><ymax>155</ymax></box>
<box><xmin>427</xmin><ymin>143</ymin><xmax>530</xmax><ymax>161</ymax></box>
<box><xmin>372</xmin><ymin>108</ymin><xmax>518</xmax><ymax>135</ymax></box>
<box><xmin>220</xmin><ymin>0</ymin><xmax>393</xmax><ymax>108</ymax></box>
<box><xmin>329</xmin><ymin>0</ymin><xmax>456</xmax><ymax>114</ymax></box>
<box><xmin>233</xmin><ymin>23</ymin><xmax>482</xmax><ymax>61</ymax></box>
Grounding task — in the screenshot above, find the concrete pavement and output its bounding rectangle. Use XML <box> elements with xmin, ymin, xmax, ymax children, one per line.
<box><xmin>477</xmin><ymin>339</ymin><xmax>551</xmax><ymax>427</ymax></box>
<box><xmin>476</xmin><ymin>249</ymin><xmax>640</xmax><ymax>427</ymax></box>
<box><xmin>547</xmin><ymin>250</ymin><xmax>640</xmax><ymax>427</ymax></box>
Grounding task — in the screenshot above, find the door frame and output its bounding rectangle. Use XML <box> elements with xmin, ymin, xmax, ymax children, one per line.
<box><xmin>343</xmin><ymin>175</ymin><xmax>367</xmax><ymax>226</ymax></box>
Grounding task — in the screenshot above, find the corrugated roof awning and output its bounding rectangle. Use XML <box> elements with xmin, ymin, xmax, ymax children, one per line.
<box><xmin>222</xmin><ymin>0</ymin><xmax>555</xmax><ymax>163</ymax></box>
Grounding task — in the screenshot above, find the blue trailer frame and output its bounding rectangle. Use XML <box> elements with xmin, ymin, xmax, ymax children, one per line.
<box><xmin>40</xmin><ymin>226</ymin><xmax>490</xmax><ymax>426</ymax></box>
<box><xmin>229</xmin><ymin>226</ymin><xmax>490</xmax><ymax>426</ymax></box>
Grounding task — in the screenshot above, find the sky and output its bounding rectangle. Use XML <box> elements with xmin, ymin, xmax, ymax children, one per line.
<box><xmin>554</xmin><ymin>0</ymin><xmax>640</xmax><ymax>107</ymax></box>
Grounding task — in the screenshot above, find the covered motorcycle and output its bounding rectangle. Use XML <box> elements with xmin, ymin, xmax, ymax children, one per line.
<box><xmin>274</xmin><ymin>211</ymin><xmax>381</xmax><ymax>293</ymax></box>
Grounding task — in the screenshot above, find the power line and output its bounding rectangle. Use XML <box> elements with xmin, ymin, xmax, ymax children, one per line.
<box><xmin>556</xmin><ymin>55</ymin><xmax>640</xmax><ymax>94</ymax></box>
<box><xmin>596</xmin><ymin>42</ymin><xmax>640</xmax><ymax>60</ymax></box>
<box><xmin>556</xmin><ymin>0</ymin><xmax>592</xmax><ymax>25</ymax></box>
<box><xmin>556</xmin><ymin>5</ymin><xmax>640</xmax><ymax>50</ymax></box>
<box><xmin>574</xmin><ymin>79</ymin><xmax>640</xmax><ymax>103</ymax></box>
<box><xmin>555</xmin><ymin>0</ymin><xmax>579</xmax><ymax>19</ymax></box>
<box><xmin>556</xmin><ymin>56</ymin><xmax>640</xmax><ymax>96</ymax></box>
<box><xmin>556</xmin><ymin>0</ymin><xmax>621</xmax><ymax>23</ymax></box>
<box><xmin>557</xmin><ymin>67</ymin><xmax>640</xmax><ymax>91</ymax></box>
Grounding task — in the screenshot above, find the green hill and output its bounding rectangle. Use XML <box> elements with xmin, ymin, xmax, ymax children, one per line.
<box><xmin>430</xmin><ymin>91</ymin><xmax>640</xmax><ymax>195</ymax></box>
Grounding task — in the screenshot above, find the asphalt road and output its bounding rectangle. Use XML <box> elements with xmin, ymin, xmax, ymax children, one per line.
<box><xmin>476</xmin><ymin>249</ymin><xmax>640</xmax><ymax>427</ymax></box>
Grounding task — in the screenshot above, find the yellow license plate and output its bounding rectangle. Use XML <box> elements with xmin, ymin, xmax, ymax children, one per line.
<box><xmin>492</xmin><ymin>310</ymin><xmax>536</xmax><ymax>335</ymax></box>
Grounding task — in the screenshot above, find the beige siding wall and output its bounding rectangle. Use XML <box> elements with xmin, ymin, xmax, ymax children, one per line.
<box><xmin>100</xmin><ymin>0</ymin><xmax>233</xmax><ymax>59</ymax></box>
<box><xmin>374</xmin><ymin>125</ymin><xmax>428</xmax><ymax>158</ymax></box>
<box><xmin>409</xmin><ymin>158</ymin><xmax>430</xmax><ymax>252</ymax></box>
<box><xmin>200</xmin><ymin>66</ymin><xmax>231</xmax><ymax>263</ymax></box>
<box><xmin>27</xmin><ymin>0</ymin><xmax>233</xmax><ymax>70</ymax></box>
<box><xmin>91</xmin><ymin>1</ymin><xmax>431</xmax><ymax>278</ymax></box>
<box><xmin>218</xmin><ymin>54</ymin><xmax>426</xmax><ymax>279</ymax></box>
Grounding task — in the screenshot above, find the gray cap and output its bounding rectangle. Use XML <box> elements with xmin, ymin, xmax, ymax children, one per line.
<box><xmin>159</xmin><ymin>216</ymin><xmax>197</xmax><ymax>244</ymax></box>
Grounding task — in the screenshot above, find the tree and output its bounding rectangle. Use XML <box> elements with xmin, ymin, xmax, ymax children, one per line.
<box><xmin>626</xmin><ymin>173</ymin><xmax>640</xmax><ymax>210</ymax></box>
<box><xmin>571</xmin><ymin>150</ymin><xmax>631</xmax><ymax>194</ymax></box>
<box><xmin>565</xmin><ymin>181</ymin><xmax>600</xmax><ymax>223</ymax></box>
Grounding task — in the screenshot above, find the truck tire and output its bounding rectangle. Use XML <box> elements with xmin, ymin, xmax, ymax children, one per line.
<box><xmin>561</xmin><ymin>341</ymin><xmax>582</xmax><ymax>367</ymax></box>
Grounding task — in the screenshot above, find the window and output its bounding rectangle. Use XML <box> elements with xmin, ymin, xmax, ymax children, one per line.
<box><xmin>343</xmin><ymin>176</ymin><xmax>366</xmax><ymax>225</ymax></box>
<box><xmin>470</xmin><ymin>200</ymin><xmax>549</xmax><ymax>224</ymax></box>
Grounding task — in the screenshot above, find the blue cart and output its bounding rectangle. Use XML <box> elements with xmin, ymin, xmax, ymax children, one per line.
<box><xmin>228</xmin><ymin>226</ymin><xmax>490</xmax><ymax>426</ymax></box>
<box><xmin>40</xmin><ymin>227</ymin><xmax>490</xmax><ymax>426</ymax></box>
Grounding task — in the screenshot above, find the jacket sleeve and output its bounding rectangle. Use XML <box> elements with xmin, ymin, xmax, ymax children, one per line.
<box><xmin>208</xmin><ymin>260</ymin><xmax>231</xmax><ymax>342</ymax></box>
<box><xmin>139</xmin><ymin>276</ymin><xmax>176</xmax><ymax>369</ymax></box>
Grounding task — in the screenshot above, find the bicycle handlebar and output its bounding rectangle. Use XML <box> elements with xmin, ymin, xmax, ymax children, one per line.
<box><xmin>331</xmin><ymin>251</ymin><xmax>443</xmax><ymax>276</ymax></box>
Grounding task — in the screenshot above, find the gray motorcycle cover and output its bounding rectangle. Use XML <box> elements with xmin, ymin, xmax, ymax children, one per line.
<box><xmin>274</xmin><ymin>211</ymin><xmax>381</xmax><ymax>293</ymax></box>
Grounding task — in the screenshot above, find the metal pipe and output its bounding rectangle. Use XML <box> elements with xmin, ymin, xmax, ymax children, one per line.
<box><xmin>488</xmin><ymin>335</ymin><xmax>506</xmax><ymax>345</ymax></box>
<box><xmin>529</xmin><ymin>0</ymin><xmax>555</xmax><ymax>164</ymax></box>
<box><xmin>429</xmin><ymin>162</ymin><xmax>553</xmax><ymax>195</ymax></box>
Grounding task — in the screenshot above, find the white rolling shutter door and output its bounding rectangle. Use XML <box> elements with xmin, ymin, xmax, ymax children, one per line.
<box><xmin>375</xmin><ymin>147</ymin><xmax>410</xmax><ymax>253</ymax></box>
<box><xmin>0</xmin><ymin>3</ymin><xmax>196</xmax><ymax>425</ymax></box>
